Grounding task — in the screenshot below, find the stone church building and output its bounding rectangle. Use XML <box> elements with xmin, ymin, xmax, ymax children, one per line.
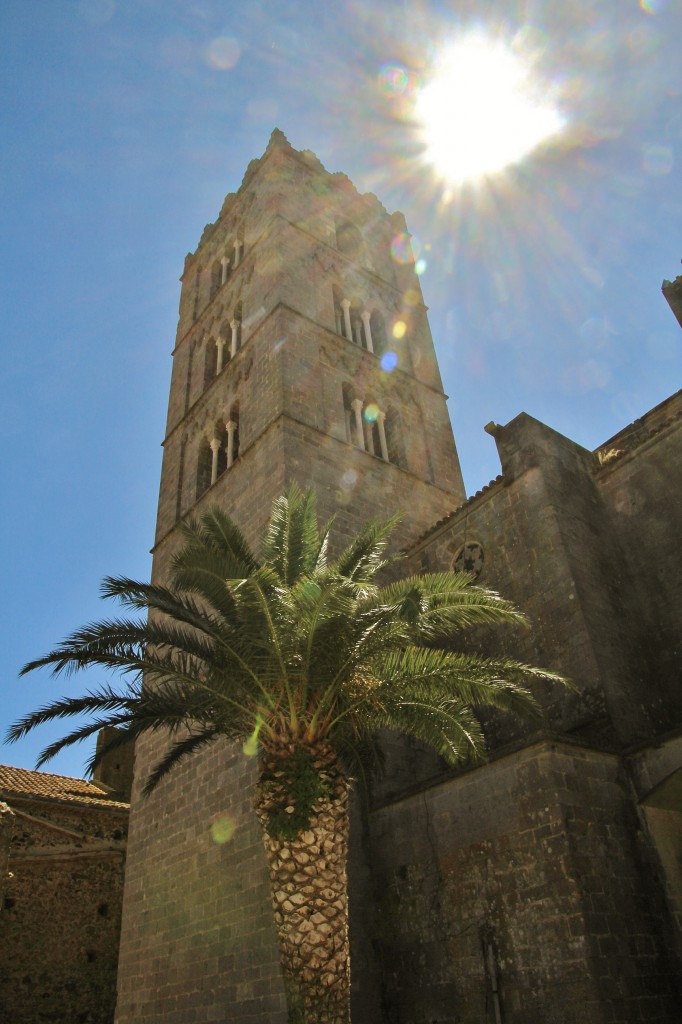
<box><xmin>112</xmin><ymin>130</ymin><xmax>682</xmax><ymax>1023</ymax></box>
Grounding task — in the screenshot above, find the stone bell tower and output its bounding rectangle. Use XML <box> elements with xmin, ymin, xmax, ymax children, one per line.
<box><xmin>152</xmin><ymin>127</ymin><xmax>465</xmax><ymax>566</ymax></box>
<box><xmin>114</xmin><ymin>130</ymin><xmax>466</xmax><ymax>1024</ymax></box>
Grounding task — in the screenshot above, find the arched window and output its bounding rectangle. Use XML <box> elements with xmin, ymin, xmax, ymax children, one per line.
<box><xmin>203</xmin><ymin>337</ymin><xmax>218</xmax><ymax>389</ymax></box>
<box><xmin>213</xmin><ymin>420</ymin><xmax>228</xmax><ymax>480</ymax></box>
<box><xmin>370</xmin><ymin>310</ymin><xmax>387</xmax><ymax>356</ymax></box>
<box><xmin>364</xmin><ymin>416</ymin><xmax>380</xmax><ymax>456</ymax></box>
<box><xmin>384</xmin><ymin>406</ymin><xmax>406</xmax><ymax>469</ymax></box>
<box><xmin>232</xmin><ymin>301</ymin><xmax>243</xmax><ymax>354</ymax></box>
<box><xmin>342</xmin><ymin>384</ymin><xmax>354</xmax><ymax>445</ymax></box>
<box><xmin>333</xmin><ymin>286</ymin><xmax>345</xmax><ymax>337</ymax></box>
<box><xmin>196</xmin><ymin>439</ymin><xmax>212</xmax><ymax>499</ymax></box>
<box><xmin>227</xmin><ymin>403</ymin><xmax>240</xmax><ymax>465</ymax></box>
<box><xmin>350</xmin><ymin>305</ymin><xmax>363</xmax><ymax>347</ymax></box>
<box><xmin>210</xmin><ymin>260</ymin><xmax>222</xmax><ymax>299</ymax></box>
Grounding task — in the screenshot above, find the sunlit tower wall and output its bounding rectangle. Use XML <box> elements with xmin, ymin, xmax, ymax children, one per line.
<box><xmin>114</xmin><ymin>130</ymin><xmax>466</xmax><ymax>1024</ymax></box>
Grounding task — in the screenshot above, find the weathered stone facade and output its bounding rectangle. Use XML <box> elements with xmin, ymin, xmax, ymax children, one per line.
<box><xmin>0</xmin><ymin>765</ymin><xmax>130</xmax><ymax>1024</ymax></box>
<box><xmin>114</xmin><ymin>132</ymin><xmax>682</xmax><ymax>1023</ymax></box>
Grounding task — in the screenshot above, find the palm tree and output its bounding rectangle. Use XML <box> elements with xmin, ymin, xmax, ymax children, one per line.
<box><xmin>8</xmin><ymin>487</ymin><xmax>562</xmax><ymax>1024</ymax></box>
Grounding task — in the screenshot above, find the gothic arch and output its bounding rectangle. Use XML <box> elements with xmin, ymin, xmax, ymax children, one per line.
<box><xmin>203</xmin><ymin>335</ymin><xmax>218</xmax><ymax>388</ymax></box>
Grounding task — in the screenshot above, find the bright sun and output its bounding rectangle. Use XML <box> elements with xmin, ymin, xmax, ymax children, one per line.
<box><xmin>416</xmin><ymin>35</ymin><xmax>564</xmax><ymax>185</ymax></box>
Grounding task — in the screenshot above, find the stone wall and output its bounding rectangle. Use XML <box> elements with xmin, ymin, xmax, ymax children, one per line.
<box><xmin>115</xmin><ymin>735</ymin><xmax>287</xmax><ymax>1024</ymax></box>
<box><xmin>0</xmin><ymin>793</ymin><xmax>128</xmax><ymax>1024</ymax></box>
<box><xmin>361</xmin><ymin>742</ymin><xmax>681</xmax><ymax>1024</ymax></box>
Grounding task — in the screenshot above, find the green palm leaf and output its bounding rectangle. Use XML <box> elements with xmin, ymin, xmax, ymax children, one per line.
<box><xmin>9</xmin><ymin>487</ymin><xmax>566</xmax><ymax>795</ymax></box>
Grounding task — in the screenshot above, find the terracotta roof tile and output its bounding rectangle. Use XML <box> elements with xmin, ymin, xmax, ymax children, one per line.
<box><xmin>0</xmin><ymin>765</ymin><xmax>129</xmax><ymax>810</ymax></box>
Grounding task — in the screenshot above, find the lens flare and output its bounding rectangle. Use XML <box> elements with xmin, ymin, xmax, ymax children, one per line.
<box><xmin>416</xmin><ymin>34</ymin><xmax>564</xmax><ymax>184</ymax></box>
<box><xmin>340</xmin><ymin>469</ymin><xmax>358</xmax><ymax>491</ymax></box>
<box><xmin>392</xmin><ymin>320</ymin><xmax>407</xmax><ymax>339</ymax></box>
<box><xmin>206</xmin><ymin>36</ymin><xmax>241</xmax><ymax>70</ymax></box>
<box><xmin>243</xmin><ymin>714</ymin><xmax>264</xmax><ymax>757</ymax></box>
<box><xmin>378</xmin><ymin>63</ymin><xmax>409</xmax><ymax>97</ymax></box>
<box><xmin>380</xmin><ymin>351</ymin><xmax>398</xmax><ymax>372</ymax></box>
<box><xmin>403</xmin><ymin>289</ymin><xmax>420</xmax><ymax>306</ymax></box>
<box><xmin>390</xmin><ymin>233</ymin><xmax>415</xmax><ymax>264</ymax></box>
<box><xmin>642</xmin><ymin>144</ymin><xmax>673</xmax><ymax>176</ymax></box>
<box><xmin>414</xmin><ymin>259</ymin><xmax>427</xmax><ymax>276</ymax></box>
<box><xmin>210</xmin><ymin>814</ymin><xmax>236</xmax><ymax>844</ymax></box>
<box><xmin>364</xmin><ymin>403</ymin><xmax>380</xmax><ymax>422</ymax></box>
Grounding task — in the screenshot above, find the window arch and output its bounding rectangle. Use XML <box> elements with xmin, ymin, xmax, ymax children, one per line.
<box><xmin>364</xmin><ymin>415</ymin><xmax>380</xmax><ymax>456</ymax></box>
<box><xmin>227</xmin><ymin>403</ymin><xmax>240</xmax><ymax>464</ymax></box>
<box><xmin>212</xmin><ymin>419</ymin><xmax>228</xmax><ymax>480</ymax></box>
<box><xmin>196</xmin><ymin>438</ymin><xmax>212</xmax><ymax>499</ymax></box>
<box><xmin>231</xmin><ymin>301</ymin><xmax>243</xmax><ymax>355</ymax></box>
<box><xmin>342</xmin><ymin>384</ymin><xmax>355</xmax><ymax>445</ymax></box>
<box><xmin>332</xmin><ymin>287</ymin><xmax>364</xmax><ymax>346</ymax></box>
<box><xmin>203</xmin><ymin>336</ymin><xmax>218</xmax><ymax>388</ymax></box>
<box><xmin>370</xmin><ymin>310</ymin><xmax>387</xmax><ymax>356</ymax></box>
<box><xmin>384</xmin><ymin>406</ymin><xmax>406</xmax><ymax>469</ymax></box>
<box><xmin>350</xmin><ymin>305</ymin><xmax>363</xmax><ymax>347</ymax></box>
<box><xmin>210</xmin><ymin>260</ymin><xmax>222</xmax><ymax>299</ymax></box>
<box><xmin>333</xmin><ymin>286</ymin><xmax>345</xmax><ymax>337</ymax></box>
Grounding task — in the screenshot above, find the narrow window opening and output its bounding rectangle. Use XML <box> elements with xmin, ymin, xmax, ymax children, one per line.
<box><xmin>370</xmin><ymin>310</ymin><xmax>387</xmax><ymax>356</ymax></box>
<box><xmin>196</xmin><ymin>439</ymin><xmax>212</xmax><ymax>499</ymax></box>
<box><xmin>384</xmin><ymin>407</ymin><xmax>406</xmax><ymax>469</ymax></box>
<box><xmin>342</xmin><ymin>384</ymin><xmax>354</xmax><ymax>444</ymax></box>
<box><xmin>228</xmin><ymin>404</ymin><xmax>240</xmax><ymax>464</ymax></box>
<box><xmin>365</xmin><ymin>419</ymin><xmax>380</xmax><ymax>455</ymax></box>
<box><xmin>203</xmin><ymin>337</ymin><xmax>218</xmax><ymax>388</ymax></box>
<box><xmin>210</xmin><ymin>260</ymin><xmax>222</xmax><ymax>299</ymax></box>
<box><xmin>233</xmin><ymin>301</ymin><xmax>243</xmax><ymax>353</ymax></box>
<box><xmin>332</xmin><ymin>286</ymin><xmax>345</xmax><ymax>336</ymax></box>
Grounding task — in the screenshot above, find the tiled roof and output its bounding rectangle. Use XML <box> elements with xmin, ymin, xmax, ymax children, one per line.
<box><xmin>0</xmin><ymin>765</ymin><xmax>129</xmax><ymax>810</ymax></box>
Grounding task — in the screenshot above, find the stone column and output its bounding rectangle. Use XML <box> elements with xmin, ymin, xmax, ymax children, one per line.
<box><xmin>351</xmin><ymin>399</ymin><xmax>365</xmax><ymax>450</ymax></box>
<box><xmin>210</xmin><ymin>437</ymin><xmax>221</xmax><ymax>485</ymax></box>
<box><xmin>377</xmin><ymin>411</ymin><xmax>389</xmax><ymax>461</ymax></box>
<box><xmin>230</xmin><ymin>319</ymin><xmax>240</xmax><ymax>358</ymax></box>
<box><xmin>340</xmin><ymin>299</ymin><xmax>353</xmax><ymax>342</ymax></box>
<box><xmin>226</xmin><ymin>420</ymin><xmax>237</xmax><ymax>468</ymax></box>
<box><xmin>361</xmin><ymin>311</ymin><xmax>374</xmax><ymax>353</ymax></box>
<box><xmin>234</xmin><ymin>239</ymin><xmax>242</xmax><ymax>267</ymax></box>
<box><xmin>221</xmin><ymin>256</ymin><xmax>230</xmax><ymax>285</ymax></box>
<box><xmin>216</xmin><ymin>337</ymin><xmax>226</xmax><ymax>374</ymax></box>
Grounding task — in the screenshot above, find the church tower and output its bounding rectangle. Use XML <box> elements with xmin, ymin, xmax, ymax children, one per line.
<box><xmin>114</xmin><ymin>131</ymin><xmax>466</xmax><ymax>1024</ymax></box>
<box><xmin>153</xmin><ymin>128</ymin><xmax>465</xmax><ymax>566</ymax></box>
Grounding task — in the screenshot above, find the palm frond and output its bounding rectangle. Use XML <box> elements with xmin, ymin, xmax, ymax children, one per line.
<box><xmin>331</xmin><ymin>513</ymin><xmax>401</xmax><ymax>587</ymax></box>
<box><xmin>12</xmin><ymin>487</ymin><xmax>568</xmax><ymax>800</ymax></box>
<box><xmin>176</xmin><ymin>506</ymin><xmax>259</xmax><ymax>576</ymax></box>
<box><xmin>262</xmin><ymin>485</ymin><xmax>322</xmax><ymax>585</ymax></box>
<box><xmin>6</xmin><ymin>686</ymin><xmax>139</xmax><ymax>744</ymax></box>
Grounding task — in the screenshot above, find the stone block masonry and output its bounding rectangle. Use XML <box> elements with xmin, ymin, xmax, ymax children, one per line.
<box><xmin>363</xmin><ymin>742</ymin><xmax>681</xmax><ymax>1024</ymax></box>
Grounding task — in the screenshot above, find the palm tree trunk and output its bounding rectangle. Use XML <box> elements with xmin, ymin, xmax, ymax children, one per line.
<box><xmin>256</xmin><ymin>742</ymin><xmax>351</xmax><ymax>1024</ymax></box>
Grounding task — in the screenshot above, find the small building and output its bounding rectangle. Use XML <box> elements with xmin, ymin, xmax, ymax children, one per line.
<box><xmin>0</xmin><ymin>755</ymin><xmax>130</xmax><ymax>1024</ymax></box>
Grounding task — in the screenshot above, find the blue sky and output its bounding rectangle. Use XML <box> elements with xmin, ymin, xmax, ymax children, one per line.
<box><xmin>2</xmin><ymin>0</ymin><xmax>680</xmax><ymax>778</ymax></box>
